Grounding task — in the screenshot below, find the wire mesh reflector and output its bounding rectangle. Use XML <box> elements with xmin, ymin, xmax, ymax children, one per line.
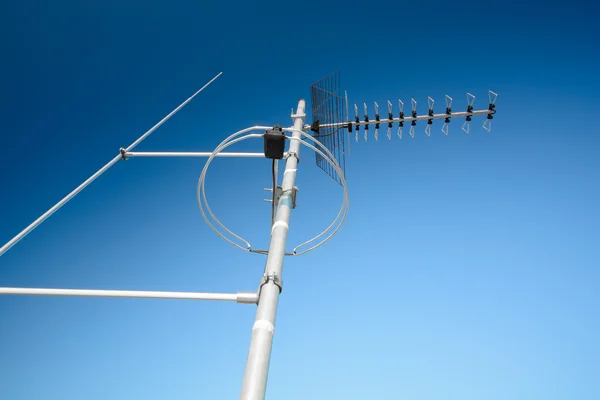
<box><xmin>310</xmin><ymin>71</ymin><xmax>346</xmax><ymax>185</ymax></box>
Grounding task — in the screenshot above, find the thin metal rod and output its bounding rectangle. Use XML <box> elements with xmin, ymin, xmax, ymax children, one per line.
<box><xmin>239</xmin><ymin>99</ymin><xmax>306</xmax><ymax>400</ymax></box>
<box><xmin>311</xmin><ymin>108</ymin><xmax>495</xmax><ymax>129</ymax></box>
<box><xmin>0</xmin><ymin>154</ymin><xmax>122</xmax><ymax>256</ymax></box>
<box><xmin>0</xmin><ymin>72</ymin><xmax>222</xmax><ymax>256</ymax></box>
<box><xmin>125</xmin><ymin>151</ymin><xmax>283</xmax><ymax>158</ymax></box>
<box><xmin>0</xmin><ymin>287</ymin><xmax>257</xmax><ymax>303</ymax></box>
<box><xmin>124</xmin><ymin>72</ymin><xmax>223</xmax><ymax>152</ymax></box>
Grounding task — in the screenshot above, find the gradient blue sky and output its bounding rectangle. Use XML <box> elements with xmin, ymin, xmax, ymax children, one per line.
<box><xmin>1</xmin><ymin>1</ymin><xmax>599</xmax><ymax>399</ymax></box>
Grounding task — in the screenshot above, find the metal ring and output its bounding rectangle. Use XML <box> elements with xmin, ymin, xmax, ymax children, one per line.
<box><xmin>197</xmin><ymin>127</ymin><xmax>348</xmax><ymax>257</ymax></box>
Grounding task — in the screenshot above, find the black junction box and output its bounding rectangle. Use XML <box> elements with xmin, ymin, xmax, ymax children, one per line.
<box><xmin>264</xmin><ymin>125</ymin><xmax>285</xmax><ymax>159</ymax></box>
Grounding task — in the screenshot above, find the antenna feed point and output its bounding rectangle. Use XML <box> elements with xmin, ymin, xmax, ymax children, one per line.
<box><xmin>264</xmin><ymin>125</ymin><xmax>286</xmax><ymax>160</ymax></box>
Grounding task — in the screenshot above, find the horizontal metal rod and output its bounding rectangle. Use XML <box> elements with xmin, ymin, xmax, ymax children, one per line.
<box><xmin>311</xmin><ymin>109</ymin><xmax>495</xmax><ymax>129</ymax></box>
<box><xmin>125</xmin><ymin>151</ymin><xmax>283</xmax><ymax>158</ymax></box>
<box><xmin>0</xmin><ymin>287</ymin><xmax>258</xmax><ymax>304</ymax></box>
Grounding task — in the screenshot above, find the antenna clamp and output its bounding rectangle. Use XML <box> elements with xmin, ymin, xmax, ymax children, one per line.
<box><xmin>285</xmin><ymin>151</ymin><xmax>300</xmax><ymax>164</ymax></box>
<box><xmin>260</xmin><ymin>272</ymin><xmax>283</xmax><ymax>294</ymax></box>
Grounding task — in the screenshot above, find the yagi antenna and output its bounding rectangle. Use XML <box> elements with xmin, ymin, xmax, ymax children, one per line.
<box><xmin>316</xmin><ymin>89</ymin><xmax>497</xmax><ymax>144</ymax></box>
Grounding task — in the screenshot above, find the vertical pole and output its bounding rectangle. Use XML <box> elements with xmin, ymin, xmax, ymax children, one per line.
<box><xmin>240</xmin><ymin>99</ymin><xmax>306</xmax><ymax>400</ymax></box>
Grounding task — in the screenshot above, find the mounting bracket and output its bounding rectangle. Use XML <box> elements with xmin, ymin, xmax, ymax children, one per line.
<box><xmin>264</xmin><ymin>186</ymin><xmax>299</xmax><ymax>209</ymax></box>
<box><xmin>259</xmin><ymin>272</ymin><xmax>283</xmax><ymax>294</ymax></box>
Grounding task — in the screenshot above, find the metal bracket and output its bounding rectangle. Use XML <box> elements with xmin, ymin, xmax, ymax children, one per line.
<box><xmin>265</xmin><ymin>186</ymin><xmax>299</xmax><ymax>209</ymax></box>
<box><xmin>290</xmin><ymin>112</ymin><xmax>306</xmax><ymax>119</ymax></box>
<box><xmin>282</xmin><ymin>186</ymin><xmax>299</xmax><ymax>209</ymax></box>
<box><xmin>285</xmin><ymin>151</ymin><xmax>300</xmax><ymax>164</ymax></box>
<box><xmin>119</xmin><ymin>148</ymin><xmax>128</xmax><ymax>160</ymax></box>
<box><xmin>260</xmin><ymin>272</ymin><xmax>283</xmax><ymax>294</ymax></box>
<box><xmin>275</xmin><ymin>186</ymin><xmax>283</xmax><ymax>206</ymax></box>
<box><xmin>290</xmin><ymin>186</ymin><xmax>299</xmax><ymax>209</ymax></box>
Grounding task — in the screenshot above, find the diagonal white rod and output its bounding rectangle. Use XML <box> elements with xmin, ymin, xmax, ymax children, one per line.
<box><xmin>0</xmin><ymin>287</ymin><xmax>257</xmax><ymax>303</ymax></box>
<box><xmin>124</xmin><ymin>72</ymin><xmax>223</xmax><ymax>152</ymax></box>
<box><xmin>0</xmin><ymin>72</ymin><xmax>223</xmax><ymax>256</ymax></box>
<box><xmin>125</xmin><ymin>151</ymin><xmax>284</xmax><ymax>158</ymax></box>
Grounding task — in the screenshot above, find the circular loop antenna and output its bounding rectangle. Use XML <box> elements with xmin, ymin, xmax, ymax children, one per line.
<box><xmin>197</xmin><ymin>127</ymin><xmax>348</xmax><ymax>256</ymax></box>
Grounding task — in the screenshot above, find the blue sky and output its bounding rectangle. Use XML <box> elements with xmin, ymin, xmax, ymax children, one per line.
<box><xmin>1</xmin><ymin>1</ymin><xmax>599</xmax><ymax>399</ymax></box>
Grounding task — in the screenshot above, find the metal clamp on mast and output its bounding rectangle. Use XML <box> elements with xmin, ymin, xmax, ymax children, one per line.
<box><xmin>259</xmin><ymin>272</ymin><xmax>283</xmax><ymax>294</ymax></box>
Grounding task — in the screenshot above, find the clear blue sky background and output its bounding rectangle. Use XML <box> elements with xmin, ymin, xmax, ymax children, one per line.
<box><xmin>1</xmin><ymin>1</ymin><xmax>598</xmax><ymax>399</ymax></box>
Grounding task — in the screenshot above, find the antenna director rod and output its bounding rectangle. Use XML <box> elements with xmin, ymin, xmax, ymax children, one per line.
<box><xmin>0</xmin><ymin>72</ymin><xmax>222</xmax><ymax>257</ymax></box>
<box><xmin>240</xmin><ymin>99</ymin><xmax>306</xmax><ymax>400</ymax></box>
<box><xmin>313</xmin><ymin>108</ymin><xmax>495</xmax><ymax>129</ymax></box>
<box><xmin>0</xmin><ymin>287</ymin><xmax>258</xmax><ymax>304</ymax></box>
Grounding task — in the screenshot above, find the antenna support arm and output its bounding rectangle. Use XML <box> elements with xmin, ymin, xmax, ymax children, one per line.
<box><xmin>0</xmin><ymin>287</ymin><xmax>258</xmax><ymax>304</ymax></box>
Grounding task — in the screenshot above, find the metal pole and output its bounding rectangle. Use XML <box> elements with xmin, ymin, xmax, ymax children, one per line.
<box><xmin>240</xmin><ymin>99</ymin><xmax>306</xmax><ymax>400</ymax></box>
